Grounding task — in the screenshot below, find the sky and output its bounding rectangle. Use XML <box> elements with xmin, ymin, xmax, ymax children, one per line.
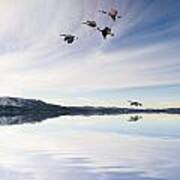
<box><xmin>0</xmin><ymin>0</ymin><xmax>179</xmax><ymax>107</ymax></box>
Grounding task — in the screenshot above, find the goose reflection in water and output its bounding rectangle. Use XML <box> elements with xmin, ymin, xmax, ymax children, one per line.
<box><xmin>128</xmin><ymin>115</ymin><xmax>143</xmax><ymax>122</ymax></box>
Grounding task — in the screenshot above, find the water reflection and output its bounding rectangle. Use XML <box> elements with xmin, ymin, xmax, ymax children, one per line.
<box><xmin>128</xmin><ymin>115</ymin><xmax>143</xmax><ymax>122</ymax></box>
<box><xmin>57</xmin><ymin>157</ymin><xmax>166</xmax><ymax>180</ymax></box>
<box><xmin>0</xmin><ymin>154</ymin><xmax>167</xmax><ymax>180</ymax></box>
<box><xmin>0</xmin><ymin>114</ymin><xmax>56</xmax><ymax>125</ymax></box>
<box><xmin>0</xmin><ymin>115</ymin><xmax>180</xmax><ymax>180</ymax></box>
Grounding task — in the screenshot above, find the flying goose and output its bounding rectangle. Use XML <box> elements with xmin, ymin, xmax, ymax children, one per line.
<box><xmin>128</xmin><ymin>100</ymin><xmax>143</xmax><ymax>107</ymax></box>
<box><xmin>60</xmin><ymin>34</ymin><xmax>78</xmax><ymax>44</ymax></box>
<box><xmin>97</xmin><ymin>27</ymin><xmax>114</xmax><ymax>39</ymax></box>
<box><xmin>99</xmin><ymin>8</ymin><xmax>122</xmax><ymax>21</ymax></box>
<box><xmin>82</xmin><ymin>20</ymin><xmax>97</xmax><ymax>28</ymax></box>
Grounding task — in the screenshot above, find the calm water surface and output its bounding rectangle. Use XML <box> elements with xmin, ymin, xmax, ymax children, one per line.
<box><xmin>0</xmin><ymin>114</ymin><xmax>180</xmax><ymax>180</ymax></box>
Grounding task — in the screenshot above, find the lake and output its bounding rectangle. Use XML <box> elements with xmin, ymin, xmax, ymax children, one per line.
<box><xmin>0</xmin><ymin>114</ymin><xmax>180</xmax><ymax>180</ymax></box>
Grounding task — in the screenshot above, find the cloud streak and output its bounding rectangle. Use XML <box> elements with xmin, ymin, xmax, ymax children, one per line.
<box><xmin>0</xmin><ymin>0</ymin><xmax>179</xmax><ymax>105</ymax></box>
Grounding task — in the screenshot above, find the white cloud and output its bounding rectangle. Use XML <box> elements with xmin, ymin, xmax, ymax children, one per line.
<box><xmin>0</xmin><ymin>0</ymin><xmax>179</xmax><ymax>104</ymax></box>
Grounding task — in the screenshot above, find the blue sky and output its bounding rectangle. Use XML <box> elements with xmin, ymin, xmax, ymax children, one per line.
<box><xmin>0</xmin><ymin>0</ymin><xmax>179</xmax><ymax>107</ymax></box>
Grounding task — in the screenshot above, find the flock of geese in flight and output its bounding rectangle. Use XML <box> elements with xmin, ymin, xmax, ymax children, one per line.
<box><xmin>59</xmin><ymin>7</ymin><xmax>144</xmax><ymax>109</ymax></box>
<box><xmin>60</xmin><ymin>8</ymin><xmax>122</xmax><ymax>44</ymax></box>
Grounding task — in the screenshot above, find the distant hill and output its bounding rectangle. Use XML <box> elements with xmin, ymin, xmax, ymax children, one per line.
<box><xmin>0</xmin><ymin>97</ymin><xmax>62</xmax><ymax>116</ymax></box>
<box><xmin>0</xmin><ymin>96</ymin><xmax>179</xmax><ymax>125</ymax></box>
<box><xmin>0</xmin><ymin>97</ymin><xmax>48</xmax><ymax>107</ymax></box>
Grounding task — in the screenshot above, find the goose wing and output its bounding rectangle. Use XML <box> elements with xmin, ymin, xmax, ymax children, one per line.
<box><xmin>99</xmin><ymin>10</ymin><xmax>107</xmax><ymax>14</ymax></box>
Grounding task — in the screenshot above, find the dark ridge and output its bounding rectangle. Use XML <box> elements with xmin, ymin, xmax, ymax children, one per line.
<box><xmin>0</xmin><ymin>97</ymin><xmax>179</xmax><ymax>125</ymax></box>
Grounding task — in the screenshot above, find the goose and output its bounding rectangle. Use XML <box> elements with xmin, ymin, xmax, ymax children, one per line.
<box><xmin>128</xmin><ymin>100</ymin><xmax>143</xmax><ymax>107</ymax></box>
<box><xmin>60</xmin><ymin>34</ymin><xmax>78</xmax><ymax>44</ymax></box>
<box><xmin>82</xmin><ymin>20</ymin><xmax>97</xmax><ymax>28</ymax></box>
<box><xmin>97</xmin><ymin>27</ymin><xmax>114</xmax><ymax>39</ymax></box>
<box><xmin>99</xmin><ymin>8</ymin><xmax>122</xmax><ymax>21</ymax></box>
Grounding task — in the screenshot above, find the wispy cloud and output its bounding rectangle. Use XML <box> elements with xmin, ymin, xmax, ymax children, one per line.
<box><xmin>0</xmin><ymin>0</ymin><xmax>179</xmax><ymax>106</ymax></box>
